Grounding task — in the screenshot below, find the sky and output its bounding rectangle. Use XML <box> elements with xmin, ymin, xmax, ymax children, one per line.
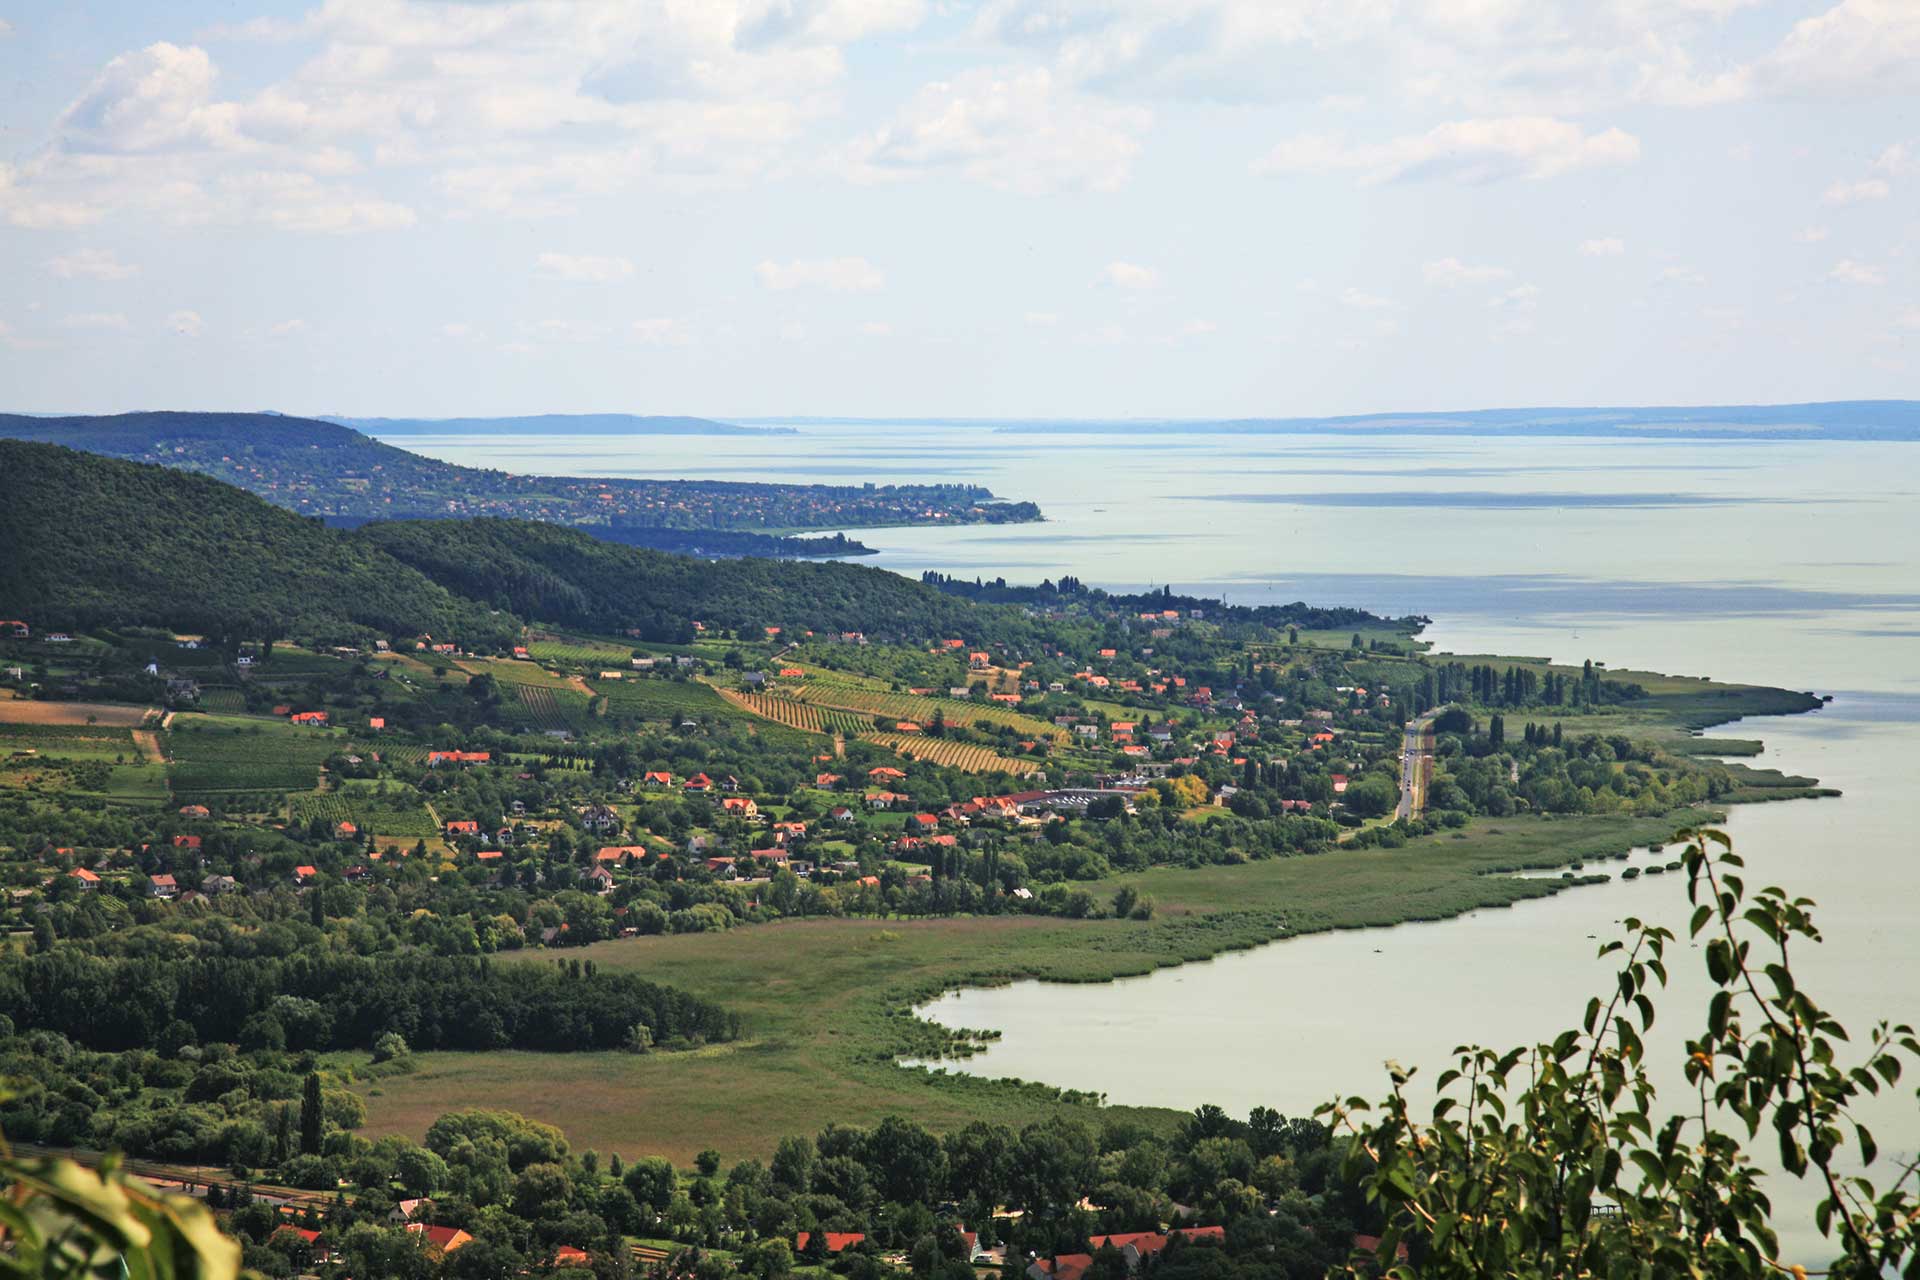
<box><xmin>0</xmin><ymin>0</ymin><xmax>1916</xmax><ymax>419</ymax></box>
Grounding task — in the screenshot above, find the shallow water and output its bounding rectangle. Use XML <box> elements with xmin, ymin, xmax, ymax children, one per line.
<box><xmin>398</xmin><ymin>423</ymin><xmax>1920</xmax><ymax>1263</ymax></box>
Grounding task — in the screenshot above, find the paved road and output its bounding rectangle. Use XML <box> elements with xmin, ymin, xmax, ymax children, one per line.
<box><xmin>1395</xmin><ymin>712</ymin><xmax>1437</xmax><ymax>821</ymax></box>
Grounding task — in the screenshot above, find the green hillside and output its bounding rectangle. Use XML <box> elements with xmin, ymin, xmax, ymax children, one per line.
<box><xmin>0</xmin><ymin>440</ymin><xmax>509</xmax><ymax>644</ymax></box>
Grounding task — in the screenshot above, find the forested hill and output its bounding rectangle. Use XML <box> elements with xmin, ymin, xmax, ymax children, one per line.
<box><xmin>0</xmin><ymin>410</ymin><xmax>1039</xmax><ymax>533</ymax></box>
<box><xmin>0</xmin><ymin>440</ymin><xmax>510</xmax><ymax>645</ymax></box>
<box><xmin>355</xmin><ymin>518</ymin><xmax>1003</xmax><ymax>643</ymax></box>
<box><xmin>0</xmin><ymin>442</ymin><xmax>1014</xmax><ymax>647</ymax></box>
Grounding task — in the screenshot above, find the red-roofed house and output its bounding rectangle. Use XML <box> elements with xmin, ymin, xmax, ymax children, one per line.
<box><xmin>172</xmin><ymin>834</ymin><xmax>202</xmax><ymax>850</ymax></box>
<box><xmin>406</xmin><ymin>1224</ymin><xmax>472</xmax><ymax>1255</ymax></box>
<box><xmin>683</xmin><ymin>773</ymin><xmax>714</xmax><ymax>793</ymax></box>
<box><xmin>794</xmin><ymin>1233</ymin><xmax>866</xmax><ymax>1255</ymax></box>
<box><xmin>1027</xmin><ymin>1254</ymin><xmax>1093</xmax><ymax>1280</ymax></box>
<box><xmin>292</xmin><ymin>865</ymin><xmax>318</xmax><ymax>885</ymax></box>
<box><xmin>445</xmin><ymin>820</ymin><xmax>480</xmax><ymax>836</ymax></box>
<box><xmin>720</xmin><ymin>796</ymin><xmax>759</xmax><ymax>818</ymax></box>
<box><xmin>147</xmin><ymin>873</ymin><xmax>177</xmax><ymax>899</ymax></box>
<box><xmin>1331</xmin><ymin>774</ymin><xmax>1350</xmax><ymax>794</ymax></box>
<box><xmin>868</xmin><ymin>766</ymin><xmax>907</xmax><ymax>781</ymax></box>
<box><xmin>553</xmin><ymin>1245</ymin><xmax>591</xmax><ymax>1267</ymax></box>
<box><xmin>643</xmin><ymin>770</ymin><xmax>674</xmax><ymax>788</ymax></box>
<box><xmin>289</xmin><ymin>711</ymin><xmax>328</xmax><ymax>726</ymax></box>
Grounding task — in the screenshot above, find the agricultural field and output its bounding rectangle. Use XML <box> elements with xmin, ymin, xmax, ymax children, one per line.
<box><xmin>0</xmin><ymin>722</ymin><xmax>170</xmax><ymax>802</ymax></box>
<box><xmin>290</xmin><ymin>783</ymin><xmax>439</xmax><ymax>837</ymax></box>
<box><xmin>0</xmin><ymin>700</ymin><xmax>156</xmax><ymax>727</ymax></box>
<box><xmin>861</xmin><ymin>732</ymin><xmax>1043</xmax><ymax>777</ymax></box>
<box><xmin>514</xmin><ymin>684</ymin><xmax>589</xmax><ymax>735</ymax></box>
<box><xmin>526</xmin><ymin>635</ymin><xmax>634</xmax><ymax>666</ymax></box>
<box><xmin>465</xmin><ymin>659</ymin><xmax>579</xmax><ymax>691</ymax></box>
<box><xmin>787</xmin><ymin>684</ymin><xmax>1067</xmax><ymax>744</ymax></box>
<box><xmin>718</xmin><ymin>690</ymin><xmax>826</xmax><ymax>734</ymax></box>
<box><xmin>165</xmin><ymin>713</ymin><xmax>342</xmax><ymax>797</ymax></box>
<box><xmin>195</xmin><ymin>687</ymin><xmax>247</xmax><ymax>714</ymax></box>
<box><xmin>595</xmin><ymin>678</ymin><xmax>733</xmax><ymax>724</ymax></box>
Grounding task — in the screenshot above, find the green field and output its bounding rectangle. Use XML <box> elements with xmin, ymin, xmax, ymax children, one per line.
<box><xmin>165</xmin><ymin>713</ymin><xmax>343</xmax><ymax>797</ymax></box>
<box><xmin>357</xmin><ymin>808</ymin><xmax>1712</xmax><ymax>1164</ymax></box>
<box><xmin>595</xmin><ymin>678</ymin><xmax>736</xmax><ymax>724</ymax></box>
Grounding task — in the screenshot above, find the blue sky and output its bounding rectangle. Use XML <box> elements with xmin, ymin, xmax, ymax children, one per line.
<box><xmin>1</xmin><ymin>0</ymin><xmax>1915</xmax><ymax>418</ymax></box>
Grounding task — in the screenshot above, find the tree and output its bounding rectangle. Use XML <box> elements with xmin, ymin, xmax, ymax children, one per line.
<box><xmin>299</xmin><ymin>1071</ymin><xmax>323</xmax><ymax>1156</ymax></box>
<box><xmin>695</xmin><ymin>1149</ymin><xmax>722</xmax><ymax>1177</ymax></box>
<box><xmin>0</xmin><ymin>1149</ymin><xmax>243</xmax><ymax>1279</ymax></box>
<box><xmin>1326</xmin><ymin>829</ymin><xmax>1920</xmax><ymax>1277</ymax></box>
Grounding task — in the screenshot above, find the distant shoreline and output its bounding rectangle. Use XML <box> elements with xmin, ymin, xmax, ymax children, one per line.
<box><xmin>335</xmin><ymin>413</ymin><xmax>797</xmax><ymax>436</ymax></box>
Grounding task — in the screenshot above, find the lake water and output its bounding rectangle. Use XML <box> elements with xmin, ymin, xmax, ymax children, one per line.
<box><xmin>397</xmin><ymin>423</ymin><xmax>1920</xmax><ymax>1262</ymax></box>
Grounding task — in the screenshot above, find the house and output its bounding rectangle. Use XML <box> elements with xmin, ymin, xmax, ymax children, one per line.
<box><xmin>406</xmin><ymin>1224</ymin><xmax>472</xmax><ymax>1255</ymax></box>
<box><xmin>867</xmin><ymin>766</ymin><xmax>907</xmax><ymax>782</ymax></box>
<box><xmin>427</xmin><ymin>751</ymin><xmax>491</xmax><ymax>766</ymax></box>
<box><xmin>597</xmin><ymin>845</ymin><xmax>648</xmax><ymax>865</ymax></box>
<box><xmin>683</xmin><ymin>773</ymin><xmax>714</xmax><ymax>793</ymax></box>
<box><xmin>719</xmin><ymin>796</ymin><xmax>759</xmax><ymax>819</ymax></box>
<box><xmin>909</xmin><ymin>813</ymin><xmax>939</xmax><ymax>833</ymax></box>
<box><xmin>445</xmin><ymin>819</ymin><xmax>480</xmax><ymax>837</ymax></box>
<box><xmin>289</xmin><ymin>711</ymin><xmax>328</xmax><ymax>726</ymax></box>
<box><xmin>1</xmin><ymin>621</ymin><xmax>27</xmax><ymax>638</ymax></box>
<box><xmin>1026</xmin><ymin>1254</ymin><xmax>1093</xmax><ymax>1280</ymax></box>
<box><xmin>1331</xmin><ymin>774</ymin><xmax>1350</xmax><ymax>794</ymax></box>
<box><xmin>202</xmin><ymin>874</ymin><xmax>238</xmax><ymax>894</ymax></box>
<box><xmin>292</xmin><ymin>865</ymin><xmax>318</xmax><ymax>885</ymax></box>
<box><xmin>969</xmin><ymin>651</ymin><xmax>991</xmax><ymax>669</ymax></box>
<box><xmin>705</xmin><ymin>856</ymin><xmax>738</xmax><ymax>880</ymax></box>
<box><xmin>474</xmin><ymin>849</ymin><xmax>503</xmax><ymax>863</ymax></box>
<box><xmin>779</xmin><ymin>667</ymin><xmax>805</xmax><ymax>678</ymax></box>
<box><xmin>644</xmin><ymin>770</ymin><xmax>674</xmax><ymax>788</ymax></box>
<box><xmin>865</xmin><ymin>790</ymin><xmax>908</xmax><ymax>811</ymax></box>
<box><xmin>271</xmin><ymin>1226</ymin><xmax>332</xmax><ymax>1264</ymax></box>
<box><xmin>178</xmin><ymin>804</ymin><xmax>211</xmax><ymax>818</ymax></box>
<box><xmin>69</xmin><ymin>867</ymin><xmax>99</xmax><ymax>889</ymax></box>
<box><xmin>334</xmin><ymin>820</ymin><xmax>359</xmax><ymax>840</ymax></box>
<box><xmin>580</xmin><ymin>804</ymin><xmax>621</xmax><ymax>834</ymax></box>
<box><xmin>815</xmin><ymin>772</ymin><xmax>843</xmax><ymax>789</ymax></box>
<box><xmin>172</xmin><ymin>834</ymin><xmax>202</xmax><ymax>851</ymax></box>
<box><xmin>1086</xmin><ymin>1227</ymin><xmax>1226</xmax><ymax>1270</ymax></box>
<box><xmin>554</xmin><ymin>1246</ymin><xmax>592</xmax><ymax>1268</ymax></box>
<box><xmin>368</xmin><ymin>717</ymin><xmax>386</xmax><ymax>730</ymax></box>
<box><xmin>585</xmin><ymin>866</ymin><xmax>616</xmax><ymax>895</ymax></box>
<box><xmin>828</xmin><ymin>805</ymin><xmax>856</xmax><ymax>825</ymax></box>
<box><xmin>1351</xmin><ymin>1234</ymin><xmax>1411</xmax><ymax>1267</ymax></box>
<box><xmin>794</xmin><ymin>1233</ymin><xmax>866</xmax><ymax>1255</ymax></box>
<box><xmin>389</xmin><ymin>1198</ymin><xmax>434</xmax><ymax>1225</ymax></box>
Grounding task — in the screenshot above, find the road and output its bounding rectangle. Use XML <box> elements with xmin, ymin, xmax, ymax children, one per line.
<box><xmin>1395</xmin><ymin>712</ymin><xmax>1437</xmax><ymax>821</ymax></box>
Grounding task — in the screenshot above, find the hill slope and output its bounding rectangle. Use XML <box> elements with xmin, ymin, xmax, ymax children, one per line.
<box><xmin>0</xmin><ymin>411</ymin><xmax>1037</xmax><ymax>533</ymax></box>
<box><xmin>0</xmin><ymin>440</ymin><xmax>509</xmax><ymax>644</ymax></box>
<box><xmin>0</xmin><ymin>442</ymin><xmax>1021</xmax><ymax>648</ymax></box>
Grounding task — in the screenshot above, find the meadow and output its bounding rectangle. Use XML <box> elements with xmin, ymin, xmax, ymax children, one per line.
<box><xmin>355</xmin><ymin>808</ymin><xmax>1704</xmax><ymax>1163</ymax></box>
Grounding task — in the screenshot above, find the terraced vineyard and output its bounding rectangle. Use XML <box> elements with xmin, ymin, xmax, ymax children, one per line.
<box><xmin>862</xmin><ymin>733</ymin><xmax>1042</xmax><ymax>777</ymax></box>
<box><xmin>465</xmin><ymin>659</ymin><xmax>579</xmax><ymax>691</ymax></box>
<box><xmin>195</xmin><ymin>687</ymin><xmax>247</xmax><ymax>714</ymax></box>
<box><xmin>290</xmin><ymin>786</ymin><xmax>438</xmax><ymax>837</ymax></box>
<box><xmin>527</xmin><ymin>635</ymin><xmax>632</xmax><ymax>665</ymax></box>
<box><xmin>289</xmin><ymin>793</ymin><xmax>354</xmax><ymax>826</ymax></box>
<box><xmin>516</xmin><ymin>685</ymin><xmax>585</xmax><ymax>735</ymax></box>
<box><xmin>719</xmin><ymin>690</ymin><xmax>826</xmax><ymax>734</ymax></box>
<box><xmin>788</xmin><ymin>684</ymin><xmax>1066</xmax><ymax>744</ymax></box>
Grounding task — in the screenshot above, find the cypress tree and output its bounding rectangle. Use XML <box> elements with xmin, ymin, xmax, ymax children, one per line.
<box><xmin>299</xmin><ymin>1072</ymin><xmax>322</xmax><ymax>1155</ymax></box>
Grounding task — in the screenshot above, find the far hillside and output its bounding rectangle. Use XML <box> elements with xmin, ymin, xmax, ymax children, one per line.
<box><xmin>0</xmin><ymin>410</ymin><xmax>1039</xmax><ymax>545</ymax></box>
<box><xmin>326</xmin><ymin>412</ymin><xmax>793</xmax><ymax>435</ymax></box>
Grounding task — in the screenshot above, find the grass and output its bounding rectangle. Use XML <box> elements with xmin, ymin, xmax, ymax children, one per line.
<box><xmin>165</xmin><ymin>713</ymin><xmax>343</xmax><ymax>796</ymax></box>
<box><xmin>357</xmin><ymin>808</ymin><xmax>1714</xmax><ymax>1165</ymax></box>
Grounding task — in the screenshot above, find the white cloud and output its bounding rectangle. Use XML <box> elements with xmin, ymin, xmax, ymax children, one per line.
<box><xmin>1095</xmin><ymin>261</ymin><xmax>1158</xmax><ymax>289</ymax></box>
<box><xmin>631</xmin><ymin>317</ymin><xmax>688</xmax><ymax>345</ymax></box>
<box><xmin>1423</xmin><ymin>257</ymin><xmax>1511</xmax><ymax>287</ymax></box>
<box><xmin>843</xmin><ymin>66</ymin><xmax>1149</xmax><ymax>193</ymax></box>
<box><xmin>1876</xmin><ymin>142</ymin><xmax>1915</xmax><ymax>175</ymax></box>
<box><xmin>441</xmin><ymin>322</ymin><xmax>482</xmax><ymax>340</ymax></box>
<box><xmin>268</xmin><ymin>319</ymin><xmax>307</xmax><ymax>336</ymax></box>
<box><xmin>1579</xmin><ymin>237</ymin><xmax>1626</xmax><ymax>257</ymax></box>
<box><xmin>1488</xmin><ymin>284</ymin><xmax>1541</xmax><ymax>311</ymax></box>
<box><xmin>45</xmin><ymin>248</ymin><xmax>138</xmax><ymax>280</ymax></box>
<box><xmin>859</xmin><ymin>321</ymin><xmax>894</xmax><ymax>337</ymax></box>
<box><xmin>756</xmin><ymin>257</ymin><xmax>885</xmax><ymax>291</ymax></box>
<box><xmin>1752</xmin><ymin>0</ymin><xmax>1920</xmax><ymax>99</ymax></box>
<box><xmin>1826</xmin><ymin>258</ymin><xmax>1885</xmax><ymax>285</ymax></box>
<box><xmin>58</xmin><ymin>312</ymin><xmax>130</xmax><ymax>331</ymax></box>
<box><xmin>55</xmin><ymin>43</ymin><xmax>240</xmax><ymax>155</ymax></box>
<box><xmin>535</xmin><ymin>252</ymin><xmax>636</xmax><ymax>283</ymax></box>
<box><xmin>1796</xmin><ymin>225</ymin><xmax>1831</xmax><ymax>243</ymax></box>
<box><xmin>1338</xmin><ymin>287</ymin><xmax>1397</xmax><ymax>311</ymax></box>
<box><xmin>1656</xmin><ymin>265</ymin><xmax>1708</xmax><ymax>286</ymax></box>
<box><xmin>1823</xmin><ymin>177</ymin><xmax>1889</xmax><ymax>204</ymax></box>
<box><xmin>1253</xmin><ymin>117</ymin><xmax>1640</xmax><ymax>184</ymax></box>
<box><xmin>167</xmin><ymin>310</ymin><xmax>205</xmax><ymax>337</ymax></box>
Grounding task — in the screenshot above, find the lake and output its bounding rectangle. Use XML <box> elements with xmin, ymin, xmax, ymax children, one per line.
<box><xmin>397</xmin><ymin>422</ymin><xmax>1920</xmax><ymax>1261</ymax></box>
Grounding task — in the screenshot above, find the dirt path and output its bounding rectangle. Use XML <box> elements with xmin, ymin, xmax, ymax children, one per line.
<box><xmin>832</xmin><ymin>732</ymin><xmax>846</xmax><ymax>760</ymax></box>
<box><xmin>130</xmin><ymin>729</ymin><xmax>165</xmax><ymax>764</ymax></box>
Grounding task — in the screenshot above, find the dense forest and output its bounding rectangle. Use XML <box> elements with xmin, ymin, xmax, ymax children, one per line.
<box><xmin>0</xmin><ymin>440</ymin><xmax>509</xmax><ymax>644</ymax></box>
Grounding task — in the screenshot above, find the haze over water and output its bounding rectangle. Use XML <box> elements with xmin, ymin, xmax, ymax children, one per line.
<box><xmin>402</xmin><ymin>422</ymin><xmax>1920</xmax><ymax>1261</ymax></box>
